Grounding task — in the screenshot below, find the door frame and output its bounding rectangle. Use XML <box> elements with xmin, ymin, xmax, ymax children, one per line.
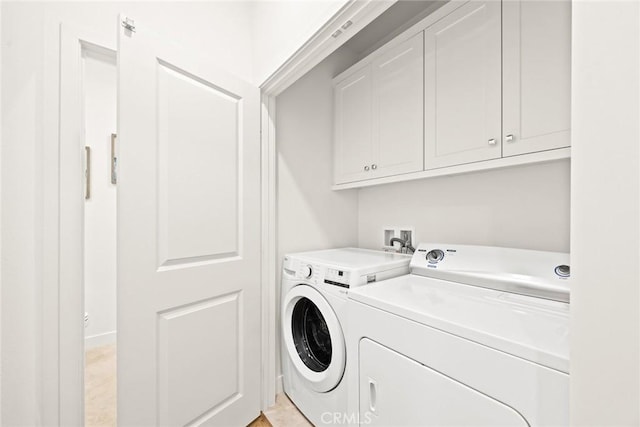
<box><xmin>43</xmin><ymin>1</ymin><xmax>396</xmax><ymax>423</ymax></box>
<box><xmin>258</xmin><ymin>0</ymin><xmax>395</xmax><ymax>404</ymax></box>
<box><xmin>42</xmin><ymin>22</ymin><xmax>116</xmax><ymax>425</ymax></box>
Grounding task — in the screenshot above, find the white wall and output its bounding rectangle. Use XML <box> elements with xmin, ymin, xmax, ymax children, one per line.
<box><xmin>359</xmin><ymin>160</ymin><xmax>571</xmax><ymax>253</ymax></box>
<box><xmin>570</xmin><ymin>1</ymin><xmax>640</xmax><ymax>425</ymax></box>
<box><xmin>83</xmin><ymin>50</ymin><xmax>117</xmax><ymax>349</ymax></box>
<box><xmin>1</xmin><ymin>2</ymin><xmax>254</xmax><ymax>424</ymax></box>
<box><xmin>251</xmin><ymin>0</ymin><xmax>349</xmax><ymax>85</ymax></box>
<box><xmin>275</xmin><ymin>47</ymin><xmax>359</xmax><ymax>380</ymax></box>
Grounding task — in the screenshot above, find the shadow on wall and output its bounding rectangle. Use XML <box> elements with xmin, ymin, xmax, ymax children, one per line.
<box><xmin>276</xmin><ymin>46</ymin><xmax>361</xmax><ymax>257</ymax></box>
<box><xmin>274</xmin><ymin>47</ymin><xmax>362</xmax><ymax>381</ymax></box>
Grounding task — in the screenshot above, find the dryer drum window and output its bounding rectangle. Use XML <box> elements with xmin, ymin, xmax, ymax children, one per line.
<box><xmin>291</xmin><ymin>297</ymin><xmax>332</xmax><ymax>372</ymax></box>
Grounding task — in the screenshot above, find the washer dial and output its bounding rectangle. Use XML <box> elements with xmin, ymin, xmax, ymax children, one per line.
<box><xmin>426</xmin><ymin>249</ymin><xmax>445</xmax><ymax>263</ymax></box>
<box><xmin>301</xmin><ymin>264</ymin><xmax>313</xmax><ymax>278</ymax></box>
<box><xmin>554</xmin><ymin>265</ymin><xmax>570</xmax><ymax>278</ymax></box>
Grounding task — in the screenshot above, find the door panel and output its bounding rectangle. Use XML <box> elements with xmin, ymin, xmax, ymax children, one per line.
<box><xmin>157</xmin><ymin>293</ymin><xmax>240</xmax><ymax>426</ymax></box>
<box><xmin>503</xmin><ymin>0</ymin><xmax>571</xmax><ymax>156</ymax></box>
<box><xmin>118</xmin><ymin>17</ymin><xmax>260</xmax><ymax>426</ymax></box>
<box><xmin>424</xmin><ymin>1</ymin><xmax>501</xmax><ymax>170</ymax></box>
<box><xmin>334</xmin><ymin>68</ymin><xmax>373</xmax><ymax>184</ymax></box>
<box><xmin>359</xmin><ymin>339</ymin><xmax>528</xmax><ymax>426</ymax></box>
<box><xmin>372</xmin><ymin>32</ymin><xmax>424</xmax><ymax>178</ymax></box>
<box><xmin>157</xmin><ymin>62</ymin><xmax>240</xmax><ymax>266</ymax></box>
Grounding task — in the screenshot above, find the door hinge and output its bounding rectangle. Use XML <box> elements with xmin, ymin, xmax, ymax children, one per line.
<box><xmin>121</xmin><ymin>17</ymin><xmax>136</xmax><ymax>33</ymax></box>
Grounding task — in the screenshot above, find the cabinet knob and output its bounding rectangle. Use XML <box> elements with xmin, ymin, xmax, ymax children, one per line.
<box><xmin>371</xmin><ymin>164</ymin><xmax>377</xmax><ymax>170</ymax></box>
<box><xmin>505</xmin><ymin>134</ymin><xmax>515</xmax><ymax>143</ymax></box>
<box><xmin>364</xmin><ymin>165</ymin><xmax>370</xmax><ymax>171</ymax></box>
<box><xmin>488</xmin><ymin>138</ymin><xmax>496</xmax><ymax>146</ymax></box>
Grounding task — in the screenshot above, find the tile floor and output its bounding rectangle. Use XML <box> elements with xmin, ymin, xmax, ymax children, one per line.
<box><xmin>84</xmin><ymin>345</ymin><xmax>307</xmax><ymax>427</ymax></box>
<box><xmin>85</xmin><ymin>343</ymin><xmax>117</xmax><ymax>426</ymax></box>
<box><xmin>264</xmin><ymin>393</ymin><xmax>312</xmax><ymax>427</ymax></box>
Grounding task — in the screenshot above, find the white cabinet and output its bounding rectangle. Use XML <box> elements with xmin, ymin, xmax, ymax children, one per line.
<box><xmin>424</xmin><ymin>1</ymin><xmax>502</xmax><ymax>170</ymax></box>
<box><xmin>331</xmin><ymin>0</ymin><xmax>572</xmax><ymax>189</ymax></box>
<box><xmin>334</xmin><ymin>33</ymin><xmax>423</xmax><ymax>184</ymax></box>
<box><xmin>503</xmin><ymin>0</ymin><xmax>571</xmax><ymax>156</ymax></box>
<box><xmin>334</xmin><ymin>68</ymin><xmax>373</xmax><ymax>184</ymax></box>
<box><xmin>371</xmin><ymin>33</ymin><xmax>424</xmax><ymax>179</ymax></box>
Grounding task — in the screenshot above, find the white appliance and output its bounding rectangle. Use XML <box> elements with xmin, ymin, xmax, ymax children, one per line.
<box><xmin>346</xmin><ymin>243</ymin><xmax>571</xmax><ymax>426</ymax></box>
<box><xmin>281</xmin><ymin>248</ymin><xmax>411</xmax><ymax>425</ymax></box>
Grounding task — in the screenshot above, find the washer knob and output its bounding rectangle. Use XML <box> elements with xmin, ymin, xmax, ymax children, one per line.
<box><xmin>301</xmin><ymin>265</ymin><xmax>313</xmax><ymax>278</ymax></box>
<box><xmin>555</xmin><ymin>265</ymin><xmax>570</xmax><ymax>278</ymax></box>
<box><xmin>426</xmin><ymin>249</ymin><xmax>445</xmax><ymax>263</ymax></box>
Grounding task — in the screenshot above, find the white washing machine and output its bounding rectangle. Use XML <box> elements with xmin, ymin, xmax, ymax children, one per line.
<box><xmin>281</xmin><ymin>248</ymin><xmax>411</xmax><ymax>426</ymax></box>
<box><xmin>346</xmin><ymin>243</ymin><xmax>571</xmax><ymax>426</ymax></box>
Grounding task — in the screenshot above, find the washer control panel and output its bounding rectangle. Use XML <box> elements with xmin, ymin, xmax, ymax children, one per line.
<box><xmin>426</xmin><ymin>249</ymin><xmax>445</xmax><ymax>263</ymax></box>
<box><xmin>284</xmin><ymin>249</ymin><xmax>412</xmax><ymax>293</ymax></box>
<box><xmin>324</xmin><ymin>268</ymin><xmax>351</xmax><ymax>288</ymax></box>
<box><xmin>289</xmin><ymin>260</ymin><xmax>351</xmax><ymax>288</ymax></box>
<box><xmin>411</xmin><ymin>243</ymin><xmax>571</xmax><ymax>303</ymax></box>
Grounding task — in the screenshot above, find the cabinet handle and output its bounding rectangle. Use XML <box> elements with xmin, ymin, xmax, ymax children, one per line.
<box><xmin>371</xmin><ymin>164</ymin><xmax>377</xmax><ymax>170</ymax></box>
<box><xmin>488</xmin><ymin>138</ymin><xmax>496</xmax><ymax>146</ymax></box>
<box><xmin>505</xmin><ymin>134</ymin><xmax>515</xmax><ymax>143</ymax></box>
<box><xmin>364</xmin><ymin>165</ymin><xmax>370</xmax><ymax>171</ymax></box>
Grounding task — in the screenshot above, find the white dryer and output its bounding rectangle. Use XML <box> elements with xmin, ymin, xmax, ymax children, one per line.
<box><xmin>347</xmin><ymin>243</ymin><xmax>571</xmax><ymax>426</ymax></box>
<box><xmin>281</xmin><ymin>248</ymin><xmax>411</xmax><ymax>426</ymax></box>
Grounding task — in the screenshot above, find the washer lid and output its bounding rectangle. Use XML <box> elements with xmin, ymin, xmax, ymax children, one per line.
<box><xmin>286</xmin><ymin>248</ymin><xmax>411</xmax><ymax>275</ymax></box>
<box><xmin>349</xmin><ymin>274</ymin><xmax>570</xmax><ymax>373</ymax></box>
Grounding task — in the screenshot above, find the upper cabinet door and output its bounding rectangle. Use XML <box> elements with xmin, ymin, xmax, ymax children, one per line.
<box><xmin>371</xmin><ymin>33</ymin><xmax>424</xmax><ymax>178</ymax></box>
<box><xmin>424</xmin><ymin>1</ymin><xmax>502</xmax><ymax>170</ymax></box>
<box><xmin>334</xmin><ymin>67</ymin><xmax>373</xmax><ymax>184</ymax></box>
<box><xmin>503</xmin><ymin>0</ymin><xmax>571</xmax><ymax>157</ymax></box>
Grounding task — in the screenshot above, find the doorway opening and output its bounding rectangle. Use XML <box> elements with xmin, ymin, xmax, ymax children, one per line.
<box><xmin>82</xmin><ymin>45</ymin><xmax>118</xmax><ymax>425</ymax></box>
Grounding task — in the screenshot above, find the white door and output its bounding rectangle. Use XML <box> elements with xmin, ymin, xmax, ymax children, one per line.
<box><xmin>371</xmin><ymin>33</ymin><xmax>424</xmax><ymax>179</ymax></box>
<box><xmin>359</xmin><ymin>339</ymin><xmax>528</xmax><ymax>426</ymax></box>
<box><xmin>502</xmin><ymin>0</ymin><xmax>571</xmax><ymax>156</ymax></box>
<box><xmin>117</xmin><ymin>17</ymin><xmax>261</xmax><ymax>426</ymax></box>
<box><xmin>334</xmin><ymin>67</ymin><xmax>373</xmax><ymax>184</ymax></box>
<box><xmin>424</xmin><ymin>1</ymin><xmax>501</xmax><ymax>170</ymax></box>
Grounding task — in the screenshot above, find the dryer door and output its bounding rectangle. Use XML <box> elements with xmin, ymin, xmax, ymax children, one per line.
<box><xmin>283</xmin><ymin>285</ymin><xmax>346</xmax><ymax>392</ymax></box>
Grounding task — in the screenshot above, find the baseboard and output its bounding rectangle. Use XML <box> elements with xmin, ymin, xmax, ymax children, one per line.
<box><xmin>85</xmin><ymin>331</ymin><xmax>116</xmax><ymax>349</ymax></box>
<box><xmin>276</xmin><ymin>374</ymin><xmax>284</xmax><ymax>395</ymax></box>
